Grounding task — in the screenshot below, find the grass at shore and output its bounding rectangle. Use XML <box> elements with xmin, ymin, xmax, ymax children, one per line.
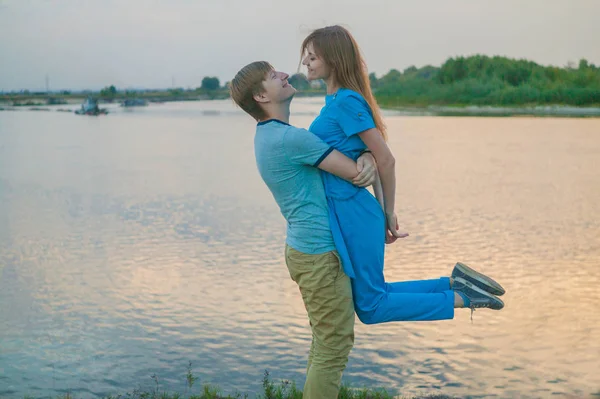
<box><xmin>383</xmin><ymin>103</ymin><xmax>600</xmax><ymax>117</ymax></box>
<box><xmin>21</xmin><ymin>365</ymin><xmax>457</xmax><ymax>399</ymax></box>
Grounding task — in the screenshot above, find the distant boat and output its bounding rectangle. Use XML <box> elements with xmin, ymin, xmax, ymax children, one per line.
<box><xmin>75</xmin><ymin>98</ymin><xmax>107</xmax><ymax>115</ymax></box>
<box><xmin>121</xmin><ymin>98</ymin><xmax>148</xmax><ymax>107</ymax></box>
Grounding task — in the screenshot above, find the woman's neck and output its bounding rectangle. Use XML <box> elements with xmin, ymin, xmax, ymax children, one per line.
<box><xmin>325</xmin><ymin>76</ymin><xmax>340</xmax><ymax>95</ymax></box>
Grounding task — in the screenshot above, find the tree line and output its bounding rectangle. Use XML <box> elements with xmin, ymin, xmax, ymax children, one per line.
<box><xmin>373</xmin><ymin>55</ymin><xmax>600</xmax><ymax>107</ymax></box>
<box><xmin>89</xmin><ymin>55</ymin><xmax>600</xmax><ymax>107</ymax></box>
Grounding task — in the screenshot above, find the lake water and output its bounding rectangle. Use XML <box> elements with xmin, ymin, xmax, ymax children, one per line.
<box><xmin>1</xmin><ymin>100</ymin><xmax>599</xmax><ymax>399</ymax></box>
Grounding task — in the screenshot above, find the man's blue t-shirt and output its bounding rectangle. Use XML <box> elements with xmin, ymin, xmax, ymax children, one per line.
<box><xmin>254</xmin><ymin>119</ymin><xmax>336</xmax><ymax>254</ymax></box>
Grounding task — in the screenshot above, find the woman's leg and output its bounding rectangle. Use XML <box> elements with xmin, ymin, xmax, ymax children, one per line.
<box><xmin>337</xmin><ymin>192</ymin><xmax>454</xmax><ymax>324</ymax></box>
<box><xmin>343</xmin><ymin>222</ymin><xmax>454</xmax><ymax>323</ymax></box>
<box><xmin>354</xmin><ymin>282</ymin><xmax>455</xmax><ymax>324</ymax></box>
<box><xmin>350</xmin><ymin>255</ymin><xmax>454</xmax><ymax>324</ymax></box>
<box><xmin>330</xmin><ymin>191</ymin><xmax>454</xmax><ymax>324</ymax></box>
<box><xmin>386</xmin><ymin>277</ymin><xmax>451</xmax><ymax>294</ymax></box>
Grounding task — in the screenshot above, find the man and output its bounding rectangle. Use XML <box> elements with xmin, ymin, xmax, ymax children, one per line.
<box><xmin>230</xmin><ymin>61</ymin><xmax>376</xmax><ymax>398</ymax></box>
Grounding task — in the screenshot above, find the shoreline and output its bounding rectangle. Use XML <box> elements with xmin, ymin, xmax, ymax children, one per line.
<box><xmin>2</xmin><ymin>99</ymin><xmax>600</xmax><ymax>118</ymax></box>
<box><xmin>2</xmin><ymin>91</ymin><xmax>600</xmax><ymax>117</ymax></box>
<box><xmin>382</xmin><ymin>104</ymin><xmax>600</xmax><ymax>117</ymax></box>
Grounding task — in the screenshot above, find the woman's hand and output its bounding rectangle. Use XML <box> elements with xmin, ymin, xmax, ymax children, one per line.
<box><xmin>385</xmin><ymin>212</ymin><xmax>409</xmax><ymax>244</ymax></box>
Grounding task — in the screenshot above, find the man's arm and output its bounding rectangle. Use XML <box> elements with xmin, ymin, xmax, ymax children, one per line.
<box><xmin>283</xmin><ymin>126</ymin><xmax>376</xmax><ymax>185</ymax></box>
<box><xmin>353</xmin><ymin>152</ymin><xmax>377</xmax><ymax>187</ymax></box>
<box><xmin>317</xmin><ymin>149</ymin><xmax>360</xmax><ymax>182</ymax></box>
<box><xmin>317</xmin><ymin>150</ymin><xmax>377</xmax><ymax>186</ymax></box>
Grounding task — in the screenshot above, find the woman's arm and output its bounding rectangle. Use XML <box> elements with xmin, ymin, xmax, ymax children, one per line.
<box><xmin>358</xmin><ymin>128</ymin><xmax>408</xmax><ymax>241</ymax></box>
<box><xmin>372</xmin><ymin>171</ymin><xmax>385</xmax><ymax>211</ymax></box>
<box><xmin>358</xmin><ymin>128</ymin><xmax>396</xmax><ymax>215</ymax></box>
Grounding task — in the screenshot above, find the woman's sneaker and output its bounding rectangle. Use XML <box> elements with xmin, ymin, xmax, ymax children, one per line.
<box><xmin>451</xmin><ymin>262</ymin><xmax>505</xmax><ymax>296</ymax></box>
<box><xmin>453</xmin><ymin>277</ymin><xmax>505</xmax><ymax>310</ymax></box>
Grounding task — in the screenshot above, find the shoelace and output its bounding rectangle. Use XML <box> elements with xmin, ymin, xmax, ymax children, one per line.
<box><xmin>469</xmin><ymin>303</ymin><xmax>492</xmax><ymax>322</ymax></box>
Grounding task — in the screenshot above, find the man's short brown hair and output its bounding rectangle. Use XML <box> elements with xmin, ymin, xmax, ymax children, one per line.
<box><xmin>230</xmin><ymin>61</ymin><xmax>273</xmax><ymax>121</ymax></box>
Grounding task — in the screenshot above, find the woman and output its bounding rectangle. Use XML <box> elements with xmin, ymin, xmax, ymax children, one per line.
<box><xmin>301</xmin><ymin>25</ymin><xmax>505</xmax><ymax>324</ymax></box>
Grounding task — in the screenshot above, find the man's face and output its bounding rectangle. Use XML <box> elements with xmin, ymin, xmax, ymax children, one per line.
<box><xmin>261</xmin><ymin>70</ymin><xmax>296</xmax><ymax>103</ymax></box>
<box><xmin>302</xmin><ymin>42</ymin><xmax>331</xmax><ymax>81</ymax></box>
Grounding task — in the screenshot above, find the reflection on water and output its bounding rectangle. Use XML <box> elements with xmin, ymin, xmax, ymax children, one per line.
<box><xmin>0</xmin><ymin>101</ymin><xmax>599</xmax><ymax>399</ymax></box>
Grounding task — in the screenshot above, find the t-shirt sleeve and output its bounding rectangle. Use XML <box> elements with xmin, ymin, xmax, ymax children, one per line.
<box><xmin>282</xmin><ymin>127</ymin><xmax>334</xmax><ymax>167</ymax></box>
<box><xmin>336</xmin><ymin>93</ymin><xmax>376</xmax><ymax>137</ymax></box>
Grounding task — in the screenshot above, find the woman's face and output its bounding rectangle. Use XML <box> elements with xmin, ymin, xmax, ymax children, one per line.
<box><xmin>302</xmin><ymin>42</ymin><xmax>331</xmax><ymax>81</ymax></box>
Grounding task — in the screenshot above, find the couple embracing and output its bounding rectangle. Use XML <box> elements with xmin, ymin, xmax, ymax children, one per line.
<box><xmin>230</xmin><ymin>25</ymin><xmax>505</xmax><ymax>399</ymax></box>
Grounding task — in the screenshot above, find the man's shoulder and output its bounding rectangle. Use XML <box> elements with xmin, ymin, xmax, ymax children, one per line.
<box><xmin>258</xmin><ymin>123</ymin><xmax>313</xmax><ymax>143</ymax></box>
<box><xmin>256</xmin><ymin>122</ymin><xmax>287</xmax><ymax>144</ymax></box>
<box><xmin>256</xmin><ymin>121</ymin><xmax>299</xmax><ymax>143</ymax></box>
<box><xmin>256</xmin><ymin>121</ymin><xmax>286</xmax><ymax>134</ymax></box>
<box><xmin>254</xmin><ymin>123</ymin><xmax>291</xmax><ymax>162</ymax></box>
<box><xmin>257</xmin><ymin>120</ymin><xmax>308</xmax><ymax>132</ymax></box>
<box><xmin>283</xmin><ymin>125</ymin><xmax>311</xmax><ymax>141</ymax></box>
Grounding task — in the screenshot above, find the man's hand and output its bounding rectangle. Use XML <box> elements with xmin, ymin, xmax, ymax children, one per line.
<box><xmin>353</xmin><ymin>152</ymin><xmax>377</xmax><ymax>187</ymax></box>
<box><xmin>385</xmin><ymin>212</ymin><xmax>409</xmax><ymax>244</ymax></box>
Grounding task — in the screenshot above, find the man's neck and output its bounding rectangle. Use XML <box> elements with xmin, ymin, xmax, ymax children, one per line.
<box><xmin>262</xmin><ymin>103</ymin><xmax>291</xmax><ymax>124</ymax></box>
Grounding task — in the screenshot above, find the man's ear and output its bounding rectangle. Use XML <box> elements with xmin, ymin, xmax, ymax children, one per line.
<box><xmin>253</xmin><ymin>91</ymin><xmax>269</xmax><ymax>103</ymax></box>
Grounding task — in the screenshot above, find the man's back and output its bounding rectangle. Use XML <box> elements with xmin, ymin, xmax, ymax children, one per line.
<box><xmin>254</xmin><ymin>119</ymin><xmax>335</xmax><ymax>255</ymax></box>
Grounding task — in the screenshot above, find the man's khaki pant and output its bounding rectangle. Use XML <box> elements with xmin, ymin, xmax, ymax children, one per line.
<box><xmin>285</xmin><ymin>245</ymin><xmax>355</xmax><ymax>399</ymax></box>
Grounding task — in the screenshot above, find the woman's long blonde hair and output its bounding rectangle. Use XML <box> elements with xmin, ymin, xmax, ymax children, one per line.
<box><xmin>301</xmin><ymin>25</ymin><xmax>387</xmax><ymax>140</ymax></box>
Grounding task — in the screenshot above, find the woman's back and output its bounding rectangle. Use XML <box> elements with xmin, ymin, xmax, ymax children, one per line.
<box><xmin>310</xmin><ymin>88</ymin><xmax>374</xmax><ymax>199</ymax></box>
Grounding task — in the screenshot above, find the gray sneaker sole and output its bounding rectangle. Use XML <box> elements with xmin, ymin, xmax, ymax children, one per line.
<box><xmin>454</xmin><ymin>262</ymin><xmax>505</xmax><ymax>296</ymax></box>
<box><xmin>454</xmin><ymin>277</ymin><xmax>505</xmax><ymax>310</ymax></box>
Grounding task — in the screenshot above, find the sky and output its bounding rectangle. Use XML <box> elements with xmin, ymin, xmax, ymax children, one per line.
<box><xmin>1</xmin><ymin>0</ymin><xmax>599</xmax><ymax>91</ymax></box>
